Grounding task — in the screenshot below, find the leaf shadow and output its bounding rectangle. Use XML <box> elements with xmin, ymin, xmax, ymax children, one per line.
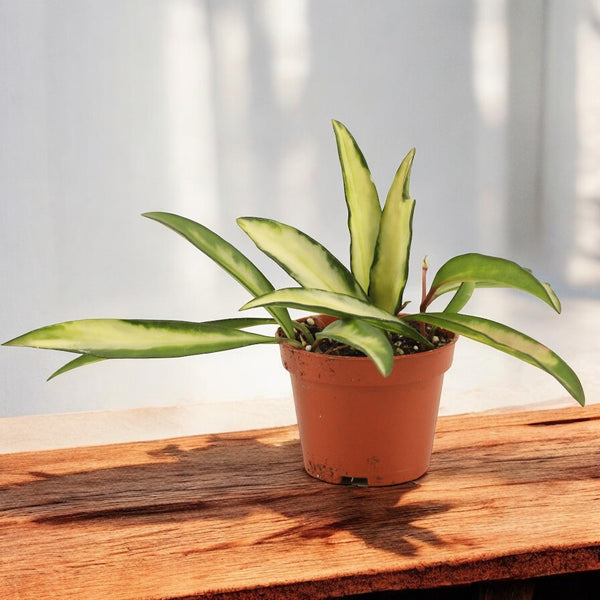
<box><xmin>1</xmin><ymin>431</ymin><xmax>459</xmax><ymax>558</ymax></box>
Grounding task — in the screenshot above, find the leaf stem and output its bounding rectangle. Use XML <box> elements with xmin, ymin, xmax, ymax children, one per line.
<box><xmin>421</xmin><ymin>256</ymin><xmax>429</xmax><ymax>310</ymax></box>
<box><xmin>419</xmin><ymin>257</ymin><xmax>430</xmax><ymax>335</ymax></box>
<box><xmin>293</xmin><ymin>321</ymin><xmax>315</xmax><ymax>346</ymax></box>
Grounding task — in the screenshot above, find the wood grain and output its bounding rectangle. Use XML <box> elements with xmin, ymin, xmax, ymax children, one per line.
<box><xmin>1</xmin><ymin>405</ymin><xmax>599</xmax><ymax>599</ymax></box>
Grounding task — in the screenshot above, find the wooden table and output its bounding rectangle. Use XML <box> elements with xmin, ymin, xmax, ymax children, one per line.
<box><xmin>1</xmin><ymin>405</ymin><xmax>599</xmax><ymax>599</ymax></box>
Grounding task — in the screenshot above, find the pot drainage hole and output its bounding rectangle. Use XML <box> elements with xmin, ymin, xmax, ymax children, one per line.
<box><xmin>340</xmin><ymin>476</ymin><xmax>369</xmax><ymax>487</ymax></box>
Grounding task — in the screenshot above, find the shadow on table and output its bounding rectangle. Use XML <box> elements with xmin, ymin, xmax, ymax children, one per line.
<box><xmin>1</xmin><ymin>431</ymin><xmax>457</xmax><ymax>558</ymax></box>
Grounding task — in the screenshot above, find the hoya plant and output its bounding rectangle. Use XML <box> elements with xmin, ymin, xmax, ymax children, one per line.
<box><xmin>4</xmin><ymin>121</ymin><xmax>585</xmax><ymax>406</ymax></box>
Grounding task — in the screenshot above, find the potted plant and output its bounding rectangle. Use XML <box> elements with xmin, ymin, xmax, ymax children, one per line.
<box><xmin>4</xmin><ymin>120</ymin><xmax>584</xmax><ymax>486</ymax></box>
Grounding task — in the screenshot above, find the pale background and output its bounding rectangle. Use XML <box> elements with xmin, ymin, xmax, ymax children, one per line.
<box><xmin>1</xmin><ymin>0</ymin><xmax>599</xmax><ymax>419</ymax></box>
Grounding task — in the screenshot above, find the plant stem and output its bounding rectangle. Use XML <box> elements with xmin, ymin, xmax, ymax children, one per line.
<box><xmin>421</xmin><ymin>256</ymin><xmax>428</xmax><ymax>310</ymax></box>
<box><xmin>419</xmin><ymin>257</ymin><xmax>429</xmax><ymax>335</ymax></box>
<box><xmin>311</xmin><ymin>338</ymin><xmax>324</xmax><ymax>353</ymax></box>
<box><xmin>281</xmin><ymin>338</ymin><xmax>304</xmax><ymax>349</ymax></box>
<box><xmin>322</xmin><ymin>343</ymin><xmax>352</xmax><ymax>355</ymax></box>
<box><xmin>293</xmin><ymin>321</ymin><xmax>315</xmax><ymax>346</ymax></box>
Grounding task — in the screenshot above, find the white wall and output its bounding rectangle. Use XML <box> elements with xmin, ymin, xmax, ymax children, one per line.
<box><xmin>1</xmin><ymin>0</ymin><xmax>598</xmax><ymax>417</ymax></box>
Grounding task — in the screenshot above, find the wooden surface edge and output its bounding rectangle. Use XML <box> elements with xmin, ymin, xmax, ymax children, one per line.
<box><xmin>194</xmin><ymin>547</ymin><xmax>600</xmax><ymax>599</ymax></box>
<box><xmin>3</xmin><ymin>403</ymin><xmax>593</xmax><ymax>461</ymax></box>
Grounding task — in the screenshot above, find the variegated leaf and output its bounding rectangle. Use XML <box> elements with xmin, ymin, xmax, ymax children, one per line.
<box><xmin>332</xmin><ymin>120</ymin><xmax>381</xmax><ymax>293</ymax></box>
<box><xmin>369</xmin><ymin>148</ymin><xmax>416</xmax><ymax>313</ymax></box>
<box><xmin>403</xmin><ymin>312</ymin><xmax>585</xmax><ymax>406</ymax></box>
<box><xmin>4</xmin><ymin>319</ymin><xmax>283</xmax><ymax>359</ymax></box>
<box><xmin>317</xmin><ymin>318</ymin><xmax>394</xmax><ymax>376</ymax></box>
<box><xmin>143</xmin><ymin>212</ymin><xmax>295</xmax><ymax>338</ymax></box>
<box><xmin>43</xmin><ymin>317</ymin><xmax>281</xmax><ymax>379</ymax></box>
<box><xmin>423</xmin><ymin>253</ymin><xmax>561</xmax><ymax>312</ymax></box>
<box><xmin>237</xmin><ymin>217</ymin><xmax>367</xmax><ymax>299</ymax></box>
<box><xmin>242</xmin><ymin>287</ymin><xmax>431</xmax><ymax>346</ymax></box>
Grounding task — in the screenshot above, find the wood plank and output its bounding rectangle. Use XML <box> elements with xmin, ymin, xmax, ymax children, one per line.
<box><xmin>1</xmin><ymin>405</ymin><xmax>599</xmax><ymax>599</ymax></box>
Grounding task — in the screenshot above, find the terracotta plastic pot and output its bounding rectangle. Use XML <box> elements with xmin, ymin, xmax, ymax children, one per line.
<box><xmin>279</xmin><ymin>315</ymin><xmax>457</xmax><ymax>486</ymax></box>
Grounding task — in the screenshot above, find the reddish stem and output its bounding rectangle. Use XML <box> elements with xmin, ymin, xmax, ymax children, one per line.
<box><xmin>419</xmin><ymin>259</ymin><xmax>429</xmax><ymax>336</ymax></box>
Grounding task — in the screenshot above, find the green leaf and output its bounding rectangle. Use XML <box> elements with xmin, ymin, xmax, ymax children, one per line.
<box><xmin>241</xmin><ymin>288</ymin><xmax>432</xmax><ymax>346</ymax></box>
<box><xmin>403</xmin><ymin>312</ymin><xmax>585</xmax><ymax>406</ymax></box>
<box><xmin>332</xmin><ymin>120</ymin><xmax>381</xmax><ymax>293</ymax></box>
<box><xmin>201</xmin><ymin>317</ymin><xmax>278</xmax><ymax>329</ymax></box>
<box><xmin>143</xmin><ymin>212</ymin><xmax>295</xmax><ymax>339</ymax></box>
<box><xmin>237</xmin><ymin>217</ymin><xmax>367</xmax><ymax>300</ymax></box>
<box><xmin>369</xmin><ymin>148</ymin><xmax>416</xmax><ymax>313</ymax></box>
<box><xmin>44</xmin><ymin>317</ymin><xmax>280</xmax><ymax>379</ymax></box>
<box><xmin>4</xmin><ymin>319</ymin><xmax>283</xmax><ymax>358</ymax></box>
<box><xmin>48</xmin><ymin>354</ymin><xmax>106</xmax><ymax>380</ymax></box>
<box><xmin>443</xmin><ymin>282</ymin><xmax>475</xmax><ymax>313</ymax></box>
<box><xmin>423</xmin><ymin>253</ymin><xmax>562</xmax><ymax>312</ymax></box>
<box><xmin>317</xmin><ymin>318</ymin><xmax>394</xmax><ymax>376</ymax></box>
